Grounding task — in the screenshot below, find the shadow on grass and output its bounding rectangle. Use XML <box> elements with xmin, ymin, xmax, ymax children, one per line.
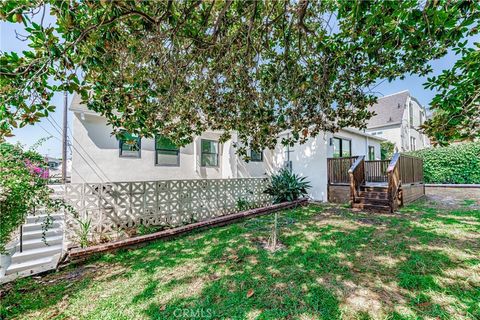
<box><xmin>0</xmin><ymin>266</ymin><xmax>93</xmax><ymax>319</ymax></box>
<box><xmin>1</xmin><ymin>201</ymin><xmax>479</xmax><ymax>319</ymax></box>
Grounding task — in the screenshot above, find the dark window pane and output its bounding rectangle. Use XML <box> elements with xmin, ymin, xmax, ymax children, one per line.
<box><xmin>333</xmin><ymin>138</ymin><xmax>341</xmax><ymax>158</ymax></box>
<box><xmin>251</xmin><ymin>150</ymin><xmax>263</xmax><ymax>162</ymax></box>
<box><xmin>156</xmin><ymin>135</ymin><xmax>178</xmax><ymax>151</ymax></box>
<box><xmin>342</xmin><ymin>139</ymin><xmax>351</xmax><ymax>157</ymax></box>
<box><xmin>201</xmin><ymin>140</ymin><xmax>218</xmax><ymax>167</ymax></box>
<box><xmin>368</xmin><ymin>146</ymin><xmax>375</xmax><ymax>160</ymax></box>
<box><xmin>201</xmin><ymin>140</ymin><xmax>218</xmax><ymax>153</ymax></box>
<box><xmin>119</xmin><ymin>132</ymin><xmax>141</xmax><ymax>157</ymax></box>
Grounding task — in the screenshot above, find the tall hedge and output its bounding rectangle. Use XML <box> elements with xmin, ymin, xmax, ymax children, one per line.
<box><xmin>406</xmin><ymin>142</ymin><xmax>480</xmax><ymax>184</ymax></box>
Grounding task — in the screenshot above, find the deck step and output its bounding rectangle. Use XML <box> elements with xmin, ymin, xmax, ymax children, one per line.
<box><xmin>352</xmin><ymin>203</ymin><xmax>391</xmax><ymax>212</ymax></box>
<box><xmin>11</xmin><ymin>245</ymin><xmax>63</xmax><ymax>264</ymax></box>
<box><xmin>360</xmin><ymin>185</ymin><xmax>389</xmax><ymax>192</ymax></box>
<box><xmin>5</xmin><ymin>256</ymin><xmax>54</xmax><ymax>275</ymax></box>
<box><xmin>355</xmin><ymin>197</ymin><xmax>389</xmax><ymax>205</ymax></box>
<box><xmin>359</xmin><ymin>191</ymin><xmax>388</xmax><ymax>199</ymax></box>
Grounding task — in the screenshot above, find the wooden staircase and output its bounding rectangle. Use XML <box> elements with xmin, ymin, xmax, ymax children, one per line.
<box><xmin>352</xmin><ymin>185</ymin><xmax>391</xmax><ymax>212</ymax></box>
<box><xmin>327</xmin><ymin>153</ymin><xmax>424</xmax><ymax>212</ymax></box>
<box><xmin>348</xmin><ymin>154</ymin><xmax>406</xmax><ymax>213</ymax></box>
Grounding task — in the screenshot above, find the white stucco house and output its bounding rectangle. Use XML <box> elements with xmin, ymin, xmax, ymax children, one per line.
<box><xmin>365</xmin><ymin>90</ymin><xmax>430</xmax><ymax>152</ymax></box>
<box><xmin>69</xmin><ymin>94</ymin><xmax>384</xmax><ymax>202</ymax></box>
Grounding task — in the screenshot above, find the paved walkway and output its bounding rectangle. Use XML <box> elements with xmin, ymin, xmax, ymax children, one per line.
<box><xmin>425</xmin><ymin>186</ymin><xmax>480</xmax><ymax>208</ymax></box>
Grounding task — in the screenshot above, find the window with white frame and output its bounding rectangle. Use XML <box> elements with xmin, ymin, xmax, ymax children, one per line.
<box><xmin>155</xmin><ymin>135</ymin><xmax>180</xmax><ymax>166</ymax></box>
<box><xmin>368</xmin><ymin>146</ymin><xmax>375</xmax><ymax>160</ymax></box>
<box><xmin>410</xmin><ymin>137</ymin><xmax>416</xmax><ymax>151</ymax></box>
<box><xmin>201</xmin><ymin>139</ymin><xmax>219</xmax><ymax>167</ymax></box>
<box><xmin>409</xmin><ymin>102</ymin><xmax>414</xmax><ymax>127</ymax></box>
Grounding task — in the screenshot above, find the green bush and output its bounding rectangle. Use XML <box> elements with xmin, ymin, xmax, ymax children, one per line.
<box><xmin>0</xmin><ymin>142</ymin><xmax>73</xmax><ymax>252</ymax></box>
<box><xmin>264</xmin><ymin>169</ymin><xmax>311</xmax><ymax>203</ymax></box>
<box><xmin>406</xmin><ymin>142</ymin><xmax>480</xmax><ymax>184</ymax></box>
<box><xmin>381</xmin><ymin>141</ymin><xmax>395</xmax><ymax>160</ymax></box>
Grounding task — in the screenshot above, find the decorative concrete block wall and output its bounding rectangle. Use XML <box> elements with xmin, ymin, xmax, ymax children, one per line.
<box><xmin>64</xmin><ymin>178</ymin><xmax>271</xmax><ymax>243</ymax></box>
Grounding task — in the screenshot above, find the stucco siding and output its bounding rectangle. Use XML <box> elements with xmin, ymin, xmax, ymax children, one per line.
<box><xmin>366</xmin><ymin>127</ymin><xmax>403</xmax><ymax>152</ymax></box>
<box><xmin>71</xmin><ymin>110</ymin><xmax>381</xmax><ymax>203</ymax></box>
<box><xmin>71</xmin><ymin>114</ymin><xmax>235</xmax><ymax>183</ymax></box>
<box><xmin>271</xmin><ymin>130</ymin><xmax>381</xmax><ymax>202</ymax></box>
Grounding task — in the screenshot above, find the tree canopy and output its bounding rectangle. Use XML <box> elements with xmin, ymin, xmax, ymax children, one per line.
<box><xmin>1</xmin><ymin>0</ymin><xmax>479</xmax><ymax>154</ymax></box>
<box><xmin>423</xmin><ymin>43</ymin><xmax>479</xmax><ymax>145</ymax></box>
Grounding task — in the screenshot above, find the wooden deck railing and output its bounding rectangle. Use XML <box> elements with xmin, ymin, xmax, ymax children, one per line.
<box><xmin>399</xmin><ymin>154</ymin><xmax>424</xmax><ymax>184</ymax></box>
<box><xmin>365</xmin><ymin>160</ymin><xmax>390</xmax><ymax>182</ymax></box>
<box><xmin>328</xmin><ymin>153</ymin><xmax>423</xmax><ymax>211</ymax></box>
<box><xmin>327</xmin><ymin>156</ymin><xmax>358</xmax><ymax>184</ymax></box>
<box><xmin>348</xmin><ymin>156</ymin><xmax>365</xmax><ymax>204</ymax></box>
<box><xmin>387</xmin><ymin>153</ymin><xmax>402</xmax><ymax>212</ymax></box>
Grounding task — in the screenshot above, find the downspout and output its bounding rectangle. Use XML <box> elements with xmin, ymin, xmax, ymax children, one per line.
<box><xmin>406</xmin><ymin>96</ymin><xmax>412</xmax><ymax>151</ymax></box>
<box><xmin>364</xmin><ymin>129</ymin><xmax>369</xmax><ymax>159</ymax></box>
<box><xmin>193</xmin><ymin>136</ymin><xmax>198</xmax><ymax>175</ymax></box>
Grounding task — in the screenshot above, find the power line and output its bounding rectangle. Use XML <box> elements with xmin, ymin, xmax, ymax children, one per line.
<box><xmin>46</xmin><ymin>114</ymin><xmax>109</xmax><ymax>182</ymax></box>
<box><xmin>38</xmin><ymin>124</ymin><xmax>61</xmax><ymax>141</ymax></box>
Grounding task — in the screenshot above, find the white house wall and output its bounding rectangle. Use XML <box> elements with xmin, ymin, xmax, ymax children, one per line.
<box><xmin>71</xmin><ymin>113</ymin><xmax>234</xmax><ymax>183</ymax></box>
<box><xmin>71</xmin><ymin>111</ymin><xmax>381</xmax><ymax>202</ymax></box>
<box><xmin>406</xmin><ymin>97</ymin><xmax>430</xmax><ymax>150</ymax></box>
<box><xmin>271</xmin><ymin>130</ymin><xmax>381</xmax><ymax>202</ymax></box>
<box><xmin>366</xmin><ymin>126</ymin><xmax>403</xmax><ymax>152</ymax></box>
<box><xmin>366</xmin><ymin>94</ymin><xmax>430</xmax><ymax>152</ymax></box>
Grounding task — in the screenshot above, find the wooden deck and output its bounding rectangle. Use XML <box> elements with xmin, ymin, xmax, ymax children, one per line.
<box><xmin>327</xmin><ymin>153</ymin><xmax>425</xmax><ymax>212</ymax></box>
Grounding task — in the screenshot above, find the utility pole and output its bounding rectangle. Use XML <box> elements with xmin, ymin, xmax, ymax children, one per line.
<box><xmin>62</xmin><ymin>90</ymin><xmax>68</xmax><ymax>184</ymax></box>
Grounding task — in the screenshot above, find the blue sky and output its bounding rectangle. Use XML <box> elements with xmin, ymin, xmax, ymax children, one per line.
<box><xmin>1</xmin><ymin>12</ymin><xmax>476</xmax><ymax>158</ymax></box>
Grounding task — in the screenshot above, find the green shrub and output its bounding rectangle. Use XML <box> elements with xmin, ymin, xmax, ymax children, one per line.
<box><xmin>406</xmin><ymin>142</ymin><xmax>480</xmax><ymax>184</ymax></box>
<box><xmin>264</xmin><ymin>169</ymin><xmax>311</xmax><ymax>204</ymax></box>
<box><xmin>381</xmin><ymin>141</ymin><xmax>395</xmax><ymax>160</ymax></box>
<box><xmin>0</xmin><ymin>142</ymin><xmax>73</xmax><ymax>252</ymax></box>
<box><xmin>236</xmin><ymin>197</ymin><xmax>253</xmax><ymax>211</ymax></box>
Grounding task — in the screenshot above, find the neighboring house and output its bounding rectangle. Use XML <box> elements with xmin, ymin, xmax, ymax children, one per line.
<box><xmin>45</xmin><ymin>157</ymin><xmax>72</xmax><ymax>179</ymax></box>
<box><xmin>365</xmin><ymin>90</ymin><xmax>430</xmax><ymax>152</ymax></box>
<box><xmin>46</xmin><ymin>157</ymin><xmax>61</xmax><ymax>170</ymax></box>
<box><xmin>70</xmin><ymin>94</ymin><xmax>384</xmax><ymax>201</ymax></box>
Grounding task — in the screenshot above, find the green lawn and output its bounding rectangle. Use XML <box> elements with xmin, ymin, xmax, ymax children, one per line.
<box><xmin>1</xmin><ymin>199</ymin><xmax>479</xmax><ymax>320</ymax></box>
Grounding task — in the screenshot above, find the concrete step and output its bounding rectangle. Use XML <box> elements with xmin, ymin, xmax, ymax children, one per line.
<box><xmin>6</xmin><ymin>256</ymin><xmax>54</xmax><ymax>275</ymax></box>
<box><xmin>23</xmin><ymin>221</ymin><xmax>61</xmax><ymax>232</ymax></box>
<box><xmin>11</xmin><ymin>245</ymin><xmax>63</xmax><ymax>264</ymax></box>
<box><xmin>16</xmin><ymin>235</ymin><xmax>63</xmax><ymax>251</ymax></box>
<box><xmin>26</xmin><ymin>213</ymin><xmax>64</xmax><ymax>224</ymax></box>
<box><xmin>22</xmin><ymin>229</ymin><xmax>63</xmax><ymax>240</ymax></box>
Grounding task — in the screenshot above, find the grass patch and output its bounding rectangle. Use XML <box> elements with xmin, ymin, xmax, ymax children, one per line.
<box><xmin>1</xmin><ymin>200</ymin><xmax>479</xmax><ymax>319</ymax></box>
